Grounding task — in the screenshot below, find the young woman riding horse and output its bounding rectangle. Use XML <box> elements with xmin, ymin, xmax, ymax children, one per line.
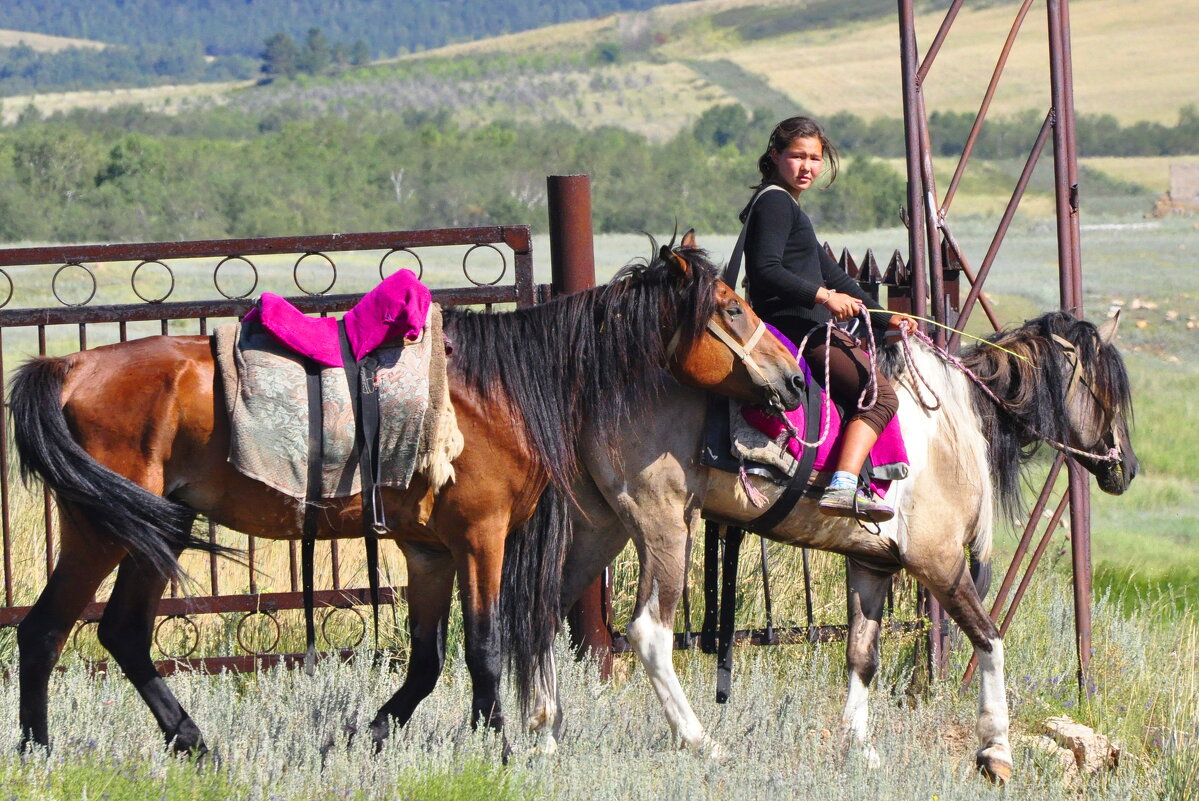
<box><xmin>740</xmin><ymin>116</ymin><xmax>916</xmax><ymax>520</ymax></box>
<box><xmin>511</xmin><ymin>308</ymin><xmax>1136</xmax><ymax>783</ymax></box>
<box><xmin>9</xmin><ymin>239</ymin><xmax>804</xmax><ymax>755</ymax></box>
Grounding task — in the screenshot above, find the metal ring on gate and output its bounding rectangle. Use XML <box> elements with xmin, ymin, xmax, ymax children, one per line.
<box><xmin>236</xmin><ymin>610</ymin><xmax>281</xmax><ymax>655</ymax></box>
<box><xmin>52</xmin><ymin>263</ymin><xmax>98</xmax><ymax>307</ymax></box>
<box><xmin>293</xmin><ymin>251</ymin><xmax>337</xmax><ymax>296</ymax></box>
<box><xmin>462</xmin><ymin>243</ymin><xmax>507</xmax><ymax>286</ymax></box>
<box><xmin>379</xmin><ymin>248</ymin><xmax>423</xmax><ymax>282</ymax></box>
<box><xmin>69</xmin><ymin>620</ymin><xmax>101</xmax><ymax>664</ymax></box>
<box><xmin>153</xmin><ymin>614</ymin><xmax>200</xmax><ymax>660</ymax></box>
<box><xmin>321</xmin><ymin>606</ymin><xmax>366</xmax><ymax>650</ymax></box>
<box><xmin>130</xmin><ymin>260</ymin><xmax>176</xmax><ymax>304</ymax></box>
<box><xmin>0</xmin><ymin>269</ymin><xmax>13</xmax><ymax>309</ymax></box>
<box><xmin>213</xmin><ymin>256</ymin><xmax>260</xmax><ymax>299</ymax></box>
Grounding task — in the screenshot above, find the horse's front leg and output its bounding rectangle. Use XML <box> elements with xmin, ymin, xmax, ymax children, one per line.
<box><xmin>840</xmin><ymin>558</ymin><xmax>895</xmax><ymax>768</ymax></box>
<box><xmin>368</xmin><ymin>546</ymin><xmax>454</xmax><ymax>748</ymax></box>
<box><xmin>911</xmin><ymin>557</ymin><xmax>1012</xmax><ymax>784</ymax></box>
<box><xmin>626</xmin><ymin>529</ymin><xmax>722</xmax><ymax>759</ymax></box>
<box><xmin>98</xmin><ymin>552</ymin><xmax>208</xmax><ymax>754</ymax></box>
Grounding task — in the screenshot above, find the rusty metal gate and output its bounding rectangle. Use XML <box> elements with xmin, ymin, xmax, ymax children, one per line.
<box><xmin>0</xmin><ymin>224</ymin><xmax>543</xmax><ymax>673</ymax></box>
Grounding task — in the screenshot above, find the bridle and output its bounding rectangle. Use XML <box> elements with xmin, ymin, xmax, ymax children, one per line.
<box><xmin>666</xmin><ymin>315</ymin><xmax>790</xmax><ymax>411</ymax></box>
<box><xmin>901</xmin><ymin>327</ymin><xmax>1123</xmax><ymax>464</ymax></box>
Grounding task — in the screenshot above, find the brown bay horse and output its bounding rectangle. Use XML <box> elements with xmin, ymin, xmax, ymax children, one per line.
<box><xmin>510</xmin><ymin>310</ymin><xmax>1136</xmax><ymax>782</ymax></box>
<box><xmin>8</xmin><ymin>240</ymin><xmax>805</xmax><ymax>754</ymax></box>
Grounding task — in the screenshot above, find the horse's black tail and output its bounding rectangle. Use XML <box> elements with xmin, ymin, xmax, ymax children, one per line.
<box><xmin>499</xmin><ymin>481</ymin><xmax>573</xmax><ymax>716</ymax></box>
<box><xmin>8</xmin><ymin>356</ymin><xmax>226</xmax><ymax>580</ymax></box>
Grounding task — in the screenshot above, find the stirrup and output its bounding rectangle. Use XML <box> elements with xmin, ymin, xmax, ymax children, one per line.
<box><xmin>818</xmin><ymin>485</ymin><xmax>894</xmax><ymax>523</ymax></box>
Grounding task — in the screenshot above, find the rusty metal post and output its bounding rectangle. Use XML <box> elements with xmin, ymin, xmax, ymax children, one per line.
<box><xmin>547</xmin><ymin>174</ymin><xmax>613</xmax><ymax>677</ymax></box>
<box><xmin>547</xmin><ymin>175</ymin><xmax>596</xmax><ymax>295</ymax></box>
<box><xmin>1047</xmin><ymin>0</ymin><xmax>1093</xmax><ymax>693</ymax></box>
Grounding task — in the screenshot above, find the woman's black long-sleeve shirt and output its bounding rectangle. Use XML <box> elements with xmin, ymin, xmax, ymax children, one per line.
<box><xmin>742</xmin><ymin>187</ymin><xmax>890</xmax><ymax>339</ymax></box>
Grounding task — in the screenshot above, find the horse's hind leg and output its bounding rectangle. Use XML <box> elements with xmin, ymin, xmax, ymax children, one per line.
<box><xmin>97</xmin><ymin>553</ymin><xmax>205</xmax><ymax>754</ymax></box>
<box><xmin>17</xmin><ymin>515</ymin><xmax>123</xmax><ymax>750</ymax></box>
<box><xmin>368</xmin><ymin>545</ymin><xmax>453</xmax><ymax>748</ymax></box>
<box><xmin>839</xmin><ymin>558</ymin><xmax>895</xmax><ymax>768</ymax></box>
<box><xmin>910</xmin><ymin>557</ymin><xmax>1011</xmax><ymax>784</ymax></box>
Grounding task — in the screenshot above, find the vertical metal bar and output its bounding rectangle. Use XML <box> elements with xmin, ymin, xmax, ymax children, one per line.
<box><xmin>0</xmin><ymin>328</ymin><xmax>10</xmax><ymax>607</ymax></box>
<box><xmin>331</xmin><ymin>540</ymin><xmax>341</xmax><ymax>589</ymax></box>
<box><xmin>547</xmin><ymin>175</ymin><xmax>597</xmax><ymax>295</ymax></box>
<box><xmin>801</xmin><ymin>548</ymin><xmax>816</xmax><ymax>641</ymax></box>
<box><xmin>38</xmin><ymin>325</ymin><xmax>53</xmax><ymax>581</ymax></box>
<box><xmin>78</xmin><ymin>323</ymin><xmax>87</xmax><ymax>351</ymax></box>
<box><xmin>248</xmin><ymin>537</ymin><xmax>258</xmax><ymax>595</ymax></box>
<box><xmin>208</xmin><ymin>522</ymin><xmax>219</xmax><ymax>596</ymax></box>
<box><xmin>915</xmin><ymin>90</ymin><xmax>947</xmax><ymax>347</ymax></box>
<box><xmin>898</xmin><ymin>0</ymin><xmax>929</xmax><ymax>324</ymax></box>
<box><xmin>288</xmin><ymin>540</ymin><xmax>299</xmax><ymax>591</ymax></box>
<box><xmin>547</xmin><ymin>175</ymin><xmax>611</xmax><ymax>670</ymax></box>
<box><xmin>758</xmin><ymin>536</ymin><xmax>775</xmax><ymax>644</ymax></box>
<box><xmin>1048</xmin><ymin>0</ymin><xmax>1092</xmax><ymax>692</ymax></box>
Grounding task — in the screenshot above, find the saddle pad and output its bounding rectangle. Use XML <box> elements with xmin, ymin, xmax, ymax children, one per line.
<box><xmin>243</xmin><ymin>268</ymin><xmax>432</xmax><ymax>368</ymax></box>
<box><xmin>213</xmin><ymin>304</ymin><xmax>459</xmax><ymax>500</ymax></box>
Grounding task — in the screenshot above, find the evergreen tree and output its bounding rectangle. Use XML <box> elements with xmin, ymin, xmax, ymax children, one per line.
<box><xmin>262</xmin><ymin>33</ymin><xmax>300</xmax><ymax>79</ymax></box>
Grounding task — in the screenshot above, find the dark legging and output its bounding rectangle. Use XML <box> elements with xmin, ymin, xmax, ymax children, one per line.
<box><xmin>787</xmin><ymin>325</ymin><xmax>898</xmax><ymax>436</ymax></box>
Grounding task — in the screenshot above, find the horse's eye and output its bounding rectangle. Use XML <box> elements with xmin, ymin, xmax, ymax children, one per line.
<box><xmin>724</xmin><ymin>304</ymin><xmax>742</xmax><ymax>317</ymax></box>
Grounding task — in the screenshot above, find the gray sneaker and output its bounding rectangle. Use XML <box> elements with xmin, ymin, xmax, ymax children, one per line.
<box><xmin>818</xmin><ymin>485</ymin><xmax>895</xmax><ymax>522</ymax></box>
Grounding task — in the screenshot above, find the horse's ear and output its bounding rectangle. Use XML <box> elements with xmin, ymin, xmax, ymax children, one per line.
<box><xmin>1097</xmin><ymin>309</ymin><xmax>1121</xmax><ymax>344</ymax></box>
<box><xmin>661</xmin><ymin>244</ymin><xmax>692</xmax><ymax>279</ymax></box>
<box><xmin>680</xmin><ymin>228</ymin><xmax>698</xmax><ymax>250</ymax></box>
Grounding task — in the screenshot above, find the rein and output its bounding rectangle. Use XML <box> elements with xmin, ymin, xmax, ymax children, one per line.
<box><xmin>899</xmin><ymin>327</ymin><xmax>1121</xmax><ymax>464</ymax></box>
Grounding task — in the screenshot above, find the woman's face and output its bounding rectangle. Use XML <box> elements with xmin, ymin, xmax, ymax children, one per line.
<box><xmin>770</xmin><ymin>135</ymin><xmax>824</xmax><ymax>195</ymax></box>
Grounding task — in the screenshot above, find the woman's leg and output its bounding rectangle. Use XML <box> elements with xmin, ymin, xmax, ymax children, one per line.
<box><xmin>803</xmin><ymin>329</ymin><xmax>898</xmax><ymax>520</ymax></box>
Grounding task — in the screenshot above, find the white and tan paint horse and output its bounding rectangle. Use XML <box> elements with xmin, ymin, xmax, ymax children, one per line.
<box><xmin>503</xmin><ymin>307</ymin><xmax>1137</xmax><ymax>783</ymax></box>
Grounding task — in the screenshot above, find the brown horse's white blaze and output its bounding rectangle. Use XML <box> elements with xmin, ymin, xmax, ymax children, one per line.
<box><xmin>527</xmin><ymin>311</ymin><xmax>1135</xmax><ymax>784</ymax></box>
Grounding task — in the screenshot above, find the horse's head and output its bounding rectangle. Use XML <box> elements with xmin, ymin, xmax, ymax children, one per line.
<box><xmin>1052</xmin><ymin>310</ymin><xmax>1138</xmax><ymax>494</ymax></box>
<box><xmin>661</xmin><ymin>230</ymin><xmax>805</xmax><ymax>412</ymax></box>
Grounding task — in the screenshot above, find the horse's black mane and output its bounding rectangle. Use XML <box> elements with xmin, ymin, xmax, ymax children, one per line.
<box><xmin>959</xmin><ymin>310</ymin><xmax>1132</xmax><ymax>520</ymax></box>
<box><xmin>443</xmin><ymin>242</ymin><xmax>721</xmax><ymax>494</ymax></box>
<box><xmin>446</xmin><ymin>241</ymin><xmax>722</xmax><ymax>708</ymax></box>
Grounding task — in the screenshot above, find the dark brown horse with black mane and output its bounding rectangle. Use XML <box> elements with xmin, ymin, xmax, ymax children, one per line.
<box><xmin>9</xmin><ymin>237</ymin><xmax>805</xmax><ymax>754</ymax></box>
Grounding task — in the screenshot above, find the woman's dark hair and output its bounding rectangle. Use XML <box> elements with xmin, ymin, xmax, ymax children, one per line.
<box><xmin>755</xmin><ymin>116</ymin><xmax>839</xmax><ymax>189</ymax></box>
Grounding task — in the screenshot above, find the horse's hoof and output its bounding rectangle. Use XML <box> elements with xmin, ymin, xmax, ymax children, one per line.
<box><xmin>369</xmin><ymin>718</ymin><xmax>390</xmax><ymax>754</ymax></box>
<box><xmin>692</xmin><ymin>735</ymin><xmax>728</xmax><ymax>762</ymax></box>
<box><xmin>976</xmin><ymin>748</ymin><xmax>1013</xmax><ymax>785</ymax></box>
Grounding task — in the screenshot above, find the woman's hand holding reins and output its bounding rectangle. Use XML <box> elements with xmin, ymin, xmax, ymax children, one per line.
<box><xmin>819</xmin><ymin>289</ymin><xmax>863</xmax><ymax>321</ymax></box>
<box><xmin>889</xmin><ymin>314</ymin><xmax>917</xmax><ymax>335</ymax></box>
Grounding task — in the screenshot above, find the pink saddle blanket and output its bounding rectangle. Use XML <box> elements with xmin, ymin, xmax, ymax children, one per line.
<box><xmin>241</xmin><ymin>269</ymin><xmax>431</xmax><ymax>367</ymax></box>
<box><xmin>741</xmin><ymin>324</ymin><xmax>909</xmax><ymax>496</ymax></box>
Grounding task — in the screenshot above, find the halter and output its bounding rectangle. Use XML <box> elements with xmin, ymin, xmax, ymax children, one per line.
<box><xmin>900</xmin><ymin>327</ymin><xmax>1122</xmax><ymax>464</ymax></box>
<box><xmin>667</xmin><ymin>318</ymin><xmax>788</xmax><ymax>409</ymax></box>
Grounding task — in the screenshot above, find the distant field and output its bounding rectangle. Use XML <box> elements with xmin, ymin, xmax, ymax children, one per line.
<box><xmin>6</xmin><ymin>0</ymin><xmax>1195</xmax><ymax>141</ymax></box>
<box><xmin>0</xmin><ymin>28</ymin><xmax>105</xmax><ymax>52</ymax></box>
<box><xmin>1081</xmin><ymin>155</ymin><xmax>1195</xmax><ymax>194</ymax></box>
<box><xmin>0</xmin><ymin>80</ymin><xmax>255</xmax><ymax>125</ymax></box>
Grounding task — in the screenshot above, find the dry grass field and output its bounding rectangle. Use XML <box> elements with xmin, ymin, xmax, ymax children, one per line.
<box><xmin>0</xmin><ymin>28</ymin><xmax>104</xmax><ymax>52</ymax></box>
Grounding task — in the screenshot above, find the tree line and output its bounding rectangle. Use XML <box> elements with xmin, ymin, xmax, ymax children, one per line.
<box><xmin>0</xmin><ymin>0</ymin><xmax>688</xmax><ymax>59</ymax></box>
<box><xmin>0</xmin><ymin>107</ymin><xmax>905</xmax><ymax>245</ymax></box>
